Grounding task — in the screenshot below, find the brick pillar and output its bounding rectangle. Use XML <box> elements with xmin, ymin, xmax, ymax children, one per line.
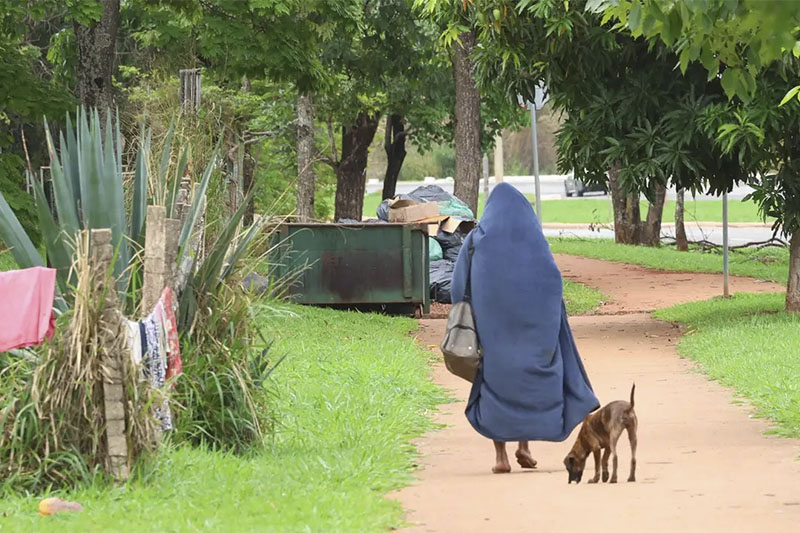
<box><xmin>91</xmin><ymin>228</ymin><xmax>129</xmax><ymax>481</ymax></box>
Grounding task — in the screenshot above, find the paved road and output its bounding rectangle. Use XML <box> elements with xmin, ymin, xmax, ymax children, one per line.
<box><xmin>543</xmin><ymin>224</ymin><xmax>777</xmax><ymax>247</ymax></box>
<box><xmin>368</xmin><ymin>175</ymin><xmax>756</xmax><ymax>201</ymax></box>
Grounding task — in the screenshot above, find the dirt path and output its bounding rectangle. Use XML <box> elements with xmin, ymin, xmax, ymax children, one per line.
<box><xmin>391</xmin><ymin>255</ymin><xmax>799</xmax><ymax>532</ymax></box>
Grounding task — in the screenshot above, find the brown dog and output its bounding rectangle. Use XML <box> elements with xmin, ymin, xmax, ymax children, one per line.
<box><xmin>564</xmin><ymin>384</ymin><xmax>637</xmax><ymax>484</ymax></box>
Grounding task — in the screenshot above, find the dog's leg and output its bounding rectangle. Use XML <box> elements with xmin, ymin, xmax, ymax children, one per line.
<box><xmin>627</xmin><ymin>419</ymin><xmax>638</xmax><ymax>482</ymax></box>
<box><xmin>608</xmin><ymin>428</ymin><xmax>623</xmax><ymax>483</ymax></box>
<box><xmin>601</xmin><ymin>448</ymin><xmax>611</xmax><ymax>483</ymax></box>
<box><xmin>588</xmin><ymin>448</ymin><xmax>601</xmax><ymax>484</ymax></box>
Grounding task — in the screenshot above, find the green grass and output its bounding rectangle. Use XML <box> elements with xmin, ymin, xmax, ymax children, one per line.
<box><xmin>0</xmin><ymin>250</ymin><xmax>16</xmax><ymax>272</ymax></box>
<box><xmin>563</xmin><ymin>279</ymin><xmax>605</xmax><ymax>315</ymax></box>
<box><xmin>0</xmin><ymin>305</ymin><xmax>445</xmax><ymax>532</ymax></box>
<box><xmin>548</xmin><ymin>237</ymin><xmax>789</xmax><ymax>283</ymax></box>
<box><xmin>363</xmin><ymin>193</ymin><xmax>767</xmax><ymax>223</ymax></box>
<box><xmin>655</xmin><ymin>293</ymin><xmax>800</xmax><ymax>438</ymax></box>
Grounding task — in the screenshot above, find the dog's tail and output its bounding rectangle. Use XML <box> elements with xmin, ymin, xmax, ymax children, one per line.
<box><xmin>629</xmin><ymin>383</ymin><xmax>636</xmax><ymax>409</ymax></box>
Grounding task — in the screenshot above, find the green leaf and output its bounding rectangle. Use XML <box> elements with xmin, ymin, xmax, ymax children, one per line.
<box><xmin>628</xmin><ymin>1</ymin><xmax>643</xmax><ymax>32</ymax></box>
<box><xmin>699</xmin><ymin>45</ymin><xmax>716</xmax><ymax>72</ymax></box>
<box><xmin>679</xmin><ymin>48</ymin><xmax>690</xmax><ymax>74</ymax></box>
<box><xmin>131</xmin><ymin>128</ymin><xmax>150</xmax><ymax>243</ymax></box>
<box><xmin>44</xmin><ymin>120</ymin><xmax>80</xmax><ymax>238</ymax></box>
<box><xmin>195</xmin><ymin>191</ymin><xmax>252</xmax><ymax>293</ymax></box>
<box><xmin>0</xmin><ymin>189</ymin><xmax>43</xmax><ymax>269</ymax></box>
<box><xmin>158</xmin><ymin>120</ymin><xmax>175</xmax><ymax>204</ymax></box>
<box><xmin>221</xmin><ymin>214</ymin><xmax>263</xmax><ymax>281</ymax></box>
<box><xmin>178</xmin><ymin>150</ymin><xmax>218</xmax><ymax>264</ymax></box>
<box><xmin>779</xmin><ymin>86</ymin><xmax>800</xmax><ymax>106</ymax></box>
<box><xmin>32</xmin><ymin>179</ymin><xmax>72</xmax><ymax>295</ymax></box>
<box><xmin>720</xmin><ymin>68</ymin><xmax>739</xmax><ymax>99</ymax></box>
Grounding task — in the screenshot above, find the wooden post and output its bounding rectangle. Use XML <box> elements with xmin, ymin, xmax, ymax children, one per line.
<box><xmin>142</xmin><ymin>205</ymin><xmax>168</xmax><ymax>314</ymax></box>
<box><xmin>179</xmin><ymin>69</ymin><xmax>202</xmax><ymax>113</ymax></box>
<box><xmin>493</xmin><ymin>134</ymin><xmax>504</xmax><ymax>184</ymax></box>
<box><xmin>91</xmin><ymin>228</ymin><xmax>129</xmax><ymax>481</ymax></box>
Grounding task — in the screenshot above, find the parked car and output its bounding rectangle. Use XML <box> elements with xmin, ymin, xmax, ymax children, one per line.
<box><xmin>564</xmin><ymin>176</ymin><xmax>608</xmax><ymax>197</ymax></box>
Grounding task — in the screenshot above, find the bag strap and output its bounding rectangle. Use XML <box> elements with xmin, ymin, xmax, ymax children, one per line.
<box><xmin>463</xmin><ymin>243</ymin><xmax>475</xmax><ymax>302</ymax></box>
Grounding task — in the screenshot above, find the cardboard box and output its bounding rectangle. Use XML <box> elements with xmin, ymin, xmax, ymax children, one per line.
<box><xmin>418</xmin><ymin>215</ymin><xmax>476</xmax><ymax>236</ymax></box>
<box><xmin>388</xmin><ymin>199</ymin><xmax>440</xmax><ymax>223</ymax></box>
<box><xmin>440</xmin><ymin>217</ymin><xmax>475</xmax><ymax>234</ymax></box>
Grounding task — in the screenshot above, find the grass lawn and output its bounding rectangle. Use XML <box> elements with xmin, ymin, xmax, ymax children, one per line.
<box><xmin>563</xmin><ymin>279</ymin><xmax>605</xmax><ymax>315</ymax></box>
<box><xmin>363</xmin><ymin>193</ymin><xmax>767</xmax><ymax>224</ymax></box>
<box><xmin>1</xmin><ymin>305</ymin><xmax>445</xmax><ymax>532</ymax></box>
<box><xmin>548</xmin><ymin>237</ymin><xmax>789</xmax><ymax>284</ymax></box>
<box><xmin>655</xmin><ymin>293</ymin><xmax>800</xmax><ymax>438</ymax></box>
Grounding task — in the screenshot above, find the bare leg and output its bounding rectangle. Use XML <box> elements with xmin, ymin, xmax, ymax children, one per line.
<box><xmin>627</xmin><ymin>424</ymin><xmax>637</xmax><ymax>482</ymax></box>
<box><xmin>493</xmin><ymin>441</ymin><xmax>511</xmax><ymax>473</ymax></box>
<box><xmin>515</xmin><ymin>441</ymin><xmax>537</xmax><ymax>469</ymax></box>
<box><xmin>588</xmin><ymin>449</ymin><xmax>601</xmax><ymax>483</ymax></box>
<box><xmin>601</xmin><ymin>448</ymin><xmax>611</xmax><ymax>482</ymax></box>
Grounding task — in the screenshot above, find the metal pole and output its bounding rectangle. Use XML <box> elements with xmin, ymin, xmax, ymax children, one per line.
<box><xmin>482</xmin><ymin>154</ymin><xmax>489</xmax><ymax>195</ymax></box>
<box><xmin>723</xmin><ymin>191</ymin><xmax>729</xmax><ymax>297</ymax></box>
<box><xmin>530</xmin><ymin>102</ymin><xmax>542</xmax><ymax>219</ymax></box>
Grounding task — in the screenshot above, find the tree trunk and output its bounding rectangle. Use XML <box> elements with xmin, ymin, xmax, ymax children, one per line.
<box><xmin>242</xmin><ymin>142</ymin><xmax>255</xmax><ymax>226</ymax></box>
<box><xmin>382</xmin><ymin>114</ymin><xmax>406</xmax><ymax>200</ymax></box>
<box><xmin>453</xmin><ymin>31</ymin><xmax>482</xmax><ymax>217</ymax></box>
<box><xmin>74</xmin><ymin>0</ymin><xmax>120</xmax><ymax>120</ymax></box>
<box><xmin>675</xmin><ymin>187</ymin><xmax>689</xmax><ymax>251</ymax></box>
<box><xmin>641</xmin><ymin>182</ymin><xmax>667</xmax><ymax>246</ymax></box>
<box><xmin>608</xmin><ymin>164</ymin><xmax>642</xmax><ymax>244</ymax></box>
<box><xmin>334</xmin><ymin>112</ymin><xmax>380</xmax><ymax>221</ymax></box>
<box><xmin>242</xmin><ymin>75</ymin><xmax>255</xmax><ymax>226</ymax></box>
<box><xmin>296</xmin><ymin>91</ymin><xmax>316</xmax><ymax>222</ymax></box>
<box><xmin>787</xmin><ymin>232</ymin><xmax>800</xmax><ymax>312</ymax></box>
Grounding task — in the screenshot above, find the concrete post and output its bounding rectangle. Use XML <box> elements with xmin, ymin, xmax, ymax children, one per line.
<box><xmin>493</xmin><ymin>134</ymin><xmax>504</xmax><ymax>184</ymax></box>
<box><xmin>91</xmin><ymin>228</ymin><xmax>129</xmax><ymax>481</ymax></box>
<box><xmin>142</xmin><ymin>205</ymin><xmax>168</xmax><ymax>315</ymax></box>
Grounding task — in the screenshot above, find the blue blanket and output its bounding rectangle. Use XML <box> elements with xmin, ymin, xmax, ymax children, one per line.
<box><xmin>451</xmin><ymin>183</ymin><xmax>599</xmax><ymax>442</ymax></box>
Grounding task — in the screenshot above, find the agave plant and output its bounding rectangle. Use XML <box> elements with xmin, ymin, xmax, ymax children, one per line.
<box><xmin>0</xmin><ymin>107</ymin><xmax>261</xmax><ymax>325</ymax></box>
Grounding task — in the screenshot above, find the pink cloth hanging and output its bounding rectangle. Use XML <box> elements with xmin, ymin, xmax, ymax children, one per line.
<box><xmin>160</xmin><ymin>287</ymin><xmax>182</xmax><ymax>385</ymax></box>
<box><xmin>0</xmin><ymin>266</ymin><xmax>57</xmax><ymax>352</ymax></box>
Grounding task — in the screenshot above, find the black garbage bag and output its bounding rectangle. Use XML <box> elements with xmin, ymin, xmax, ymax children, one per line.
<box><xmin>434</xmin><ymin>228</ymin><xmax>465</xmax><ymax>263</ymax></box>
<box><xmin>434</xmin><ymin>228</ymin><xmax>464</xmax><ymax>249</ymax></box>
<box><xmin>409</xmin><ymin>184</ymin><xmax>452</xmax><ymax>203</ymax></box>
<box><xmin>442</xmin><ymin>243</ymin><xmax>462</xmax><ymax>262</ymax></box>
<box><xmin>429</xmin><ymin>259</ymin><xmax>456</xmax><ymax>304</ymax></box>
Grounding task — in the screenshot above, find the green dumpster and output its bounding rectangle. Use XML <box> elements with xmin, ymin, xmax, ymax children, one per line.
<box><xmin>270</xmin><ymin>223</ymin><xmax>430</xmax><ymax>316</ymax></box>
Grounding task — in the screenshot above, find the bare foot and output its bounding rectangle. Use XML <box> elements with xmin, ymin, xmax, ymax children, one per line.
<box><xmin>515</xmin><ymin>449</ymin><xmax>538</xmax><ymax>469</ymax></box>
<box><xmin>492</xmin><ymin>459</ymin><xmax>511</xmax><ymax>474</ymax></box>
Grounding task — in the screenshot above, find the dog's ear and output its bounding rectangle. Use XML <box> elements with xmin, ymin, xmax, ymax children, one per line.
<box><xmin>564</xmin><ymin>455</ymin><xmax>574</xmax><ymax>470</ymax></box>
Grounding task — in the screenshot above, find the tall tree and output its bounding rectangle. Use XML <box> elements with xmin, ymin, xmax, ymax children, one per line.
<box><xmin>74</xmin><ymin>0</ymin><xmax>120</xmax><ymax>118</ymax></box>
<box><xmin>452</xmin><ymin>31</ymin><xmax>482</xmax><ymax>216</ymax></box>
<box><xmin>675</xmin><ymin>188</ymin><xmax>689</xmax><ymax>251</ymax></box>
<box><xmin>332</xmin><ymin>113</ymin><xmax>381</xmax><ymax>220</ymax></box>
<box><xmin>469</xmin><ymin>0</ymin><xmax>740</xmax><ymax>246</ymax></box>
<box><xmin>598</xmin><ymin>0</ymin><xmax>800</xmax><ymax>309</ymax></box>
<box><xmin>382</xmin><ymin>114</ymin><xmax>407</xmax><ymax>200</ymax></box>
